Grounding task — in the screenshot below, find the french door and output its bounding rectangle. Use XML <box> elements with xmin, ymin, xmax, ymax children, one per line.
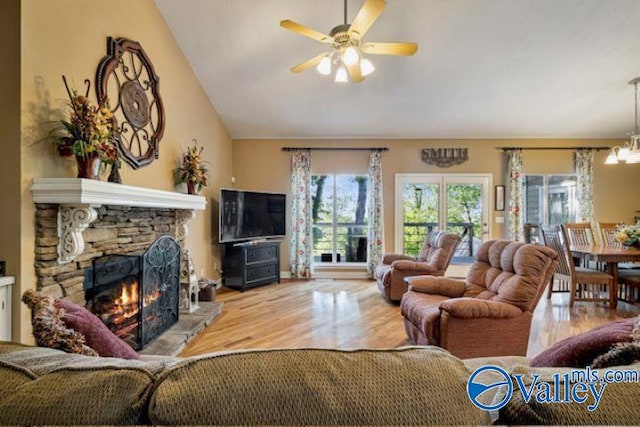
<box><xmin>394</xmin><ymin>174</ymin><xmax>491</xmax><ymax>260</ymax></box>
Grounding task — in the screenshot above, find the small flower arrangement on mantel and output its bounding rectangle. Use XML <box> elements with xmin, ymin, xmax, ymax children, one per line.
<box><xmin>52</xmin><ymin>76</ymin><xmax>118</xmax><ymax>179</ymax></box>
<box><xmin>174</xmin><ymin>139</ymin><xmax>210</xmax><ymax>195</ymax></box>
<box><xmin>615</xmin><ymin>224</ymin><xmax>640</xmax><ymax>248</ymax></box>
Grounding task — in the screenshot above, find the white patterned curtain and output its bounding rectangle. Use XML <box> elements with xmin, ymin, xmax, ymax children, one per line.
<box><xmin>575</xmin><ymin>149</ymin><xmax>594</xmax><ymax>223</ymax></box>
<box><xmin>506</xmin><ymin>149</ymin><xmax>524</xmax><ymax>241</ymax></box>
<box><xmin>289</xmin><ymin>149</ymin><xmax>313</xmax><ymax>279</ymax></box>
<box><xmin>366</xmin><ymin>150</ymin><xmax>384</xmax><ymax>278</ymax></box>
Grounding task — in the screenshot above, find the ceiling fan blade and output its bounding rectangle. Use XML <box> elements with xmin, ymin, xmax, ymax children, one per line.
<box><xmin>361</xmin><ymin>42</ymin><xmax>418</xmax><ymax>56</ymax></box>
<box><xmin>290</xmin><ymin>53</ymin><xmax>326</xmax><ymax>73</ymax></box>
<box><xmin>347</xmin><ymin>61</ymin><xmax>364</xmax><ymax>83</ymax></box>
<box><xmin>280</xmin><ymin>20</ymin><xmax>333</xmax><ymax>43</ymax></box>
<box><xmin>348</xmin><ymin>0</ymin><xmax>387</xmax><ymax>38</ymax></box>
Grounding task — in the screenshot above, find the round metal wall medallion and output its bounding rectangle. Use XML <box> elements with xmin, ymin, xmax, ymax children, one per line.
<box><xmin>96</xmin><ymin>37</ymin><xmax>165</xmax><ymax>169</ymax></box>
<box><xmin>121</xmin><ymin>81</ymin><xmax>150</xmax><ymax>129</ymax></box>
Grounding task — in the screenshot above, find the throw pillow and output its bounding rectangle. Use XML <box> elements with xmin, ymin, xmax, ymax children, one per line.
<box><xmin>21</xmin><ymin>289</ymin><xmax>97</xmax><ymax>356</ymax></box>
<box><xmin>591</xmin><ymin>316</ymin><xmax>640</xmax><ymax>368</ymax></box>
<box><xmin>55</xmin><ymin>299</ymin><xmax>141</xmax><ymax>360</ymax></box>
<box><xmin>530</xmin><ymin>316</ymin><xmax>637</xmax><ymax>368</ymax></box>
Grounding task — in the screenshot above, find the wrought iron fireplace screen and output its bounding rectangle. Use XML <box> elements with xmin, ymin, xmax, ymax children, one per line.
<box><xmin>140</xmin><ymin>235</ymin><xmax>181</xmax><ymax>347</ymax></box>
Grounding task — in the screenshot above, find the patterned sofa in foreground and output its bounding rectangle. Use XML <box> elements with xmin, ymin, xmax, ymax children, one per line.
<box><xmin>0</xmin><ymin>341</ymin><xmax>639</xmax><ymax>425</ymax></box>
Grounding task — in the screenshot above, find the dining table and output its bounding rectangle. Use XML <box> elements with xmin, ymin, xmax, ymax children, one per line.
<box><xmin>570</xmin><ymin>244</ymin><xmax>640</xmax><ymax>309</ymax></box>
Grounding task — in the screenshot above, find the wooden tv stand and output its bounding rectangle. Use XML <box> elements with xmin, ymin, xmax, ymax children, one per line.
<box><xmin>221</xmin><ymin>240</ymin><xmax>280</xmax><ymax>291</ymax></box>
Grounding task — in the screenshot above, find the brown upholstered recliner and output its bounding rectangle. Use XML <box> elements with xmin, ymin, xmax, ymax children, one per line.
<box><xmin>400</xmin><ymin>240</ymin><xmax>558</xmax><ymax>359</ymax></box>
<box><xmin>375</xmin><ymin>231</ymin><xmax>461</xmax><ymax>303</ymax></box>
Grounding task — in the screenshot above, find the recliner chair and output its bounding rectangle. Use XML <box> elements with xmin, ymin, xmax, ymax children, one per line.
<box><xmin>374</xmin><ymin>231</ymin><xmax>461</xmax><ymax>303</ymax></box>
<box><xmin>400</xmin><ymin>239</ymin><xmax>558</xmax><ymax>358</ymax></box>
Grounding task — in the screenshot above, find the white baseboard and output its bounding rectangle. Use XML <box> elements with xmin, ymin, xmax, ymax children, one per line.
<box><xmin>314</xmin><ymin>270</ymin><xmax>368</xmax><ymax>279</ymax></box>
<box><xmin>280</xmin><ymin>270</ymin><xmax>369</xmax><ymax>280</ymax></box>
<box><xmin>280</xmin><ymin>266</ymin><xmax>469</xmax><ymax>281</ymax></box>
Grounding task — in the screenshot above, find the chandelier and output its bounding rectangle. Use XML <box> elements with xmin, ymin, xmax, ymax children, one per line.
<box><xmin>605</xmin><ymin>77</ymin><xmax>640</xmax><ymax>164</ymax></box>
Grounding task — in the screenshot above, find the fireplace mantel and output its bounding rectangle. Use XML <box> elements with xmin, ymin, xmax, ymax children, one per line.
<box><xmin>31</xmin><ymin>178</ymin><xmax>207</xmax><ymax>264</ymax></box>
<box><xmin>31</xmin><ymin>178</ymin><xmax>206</xmax><ymax>210</ymax></box>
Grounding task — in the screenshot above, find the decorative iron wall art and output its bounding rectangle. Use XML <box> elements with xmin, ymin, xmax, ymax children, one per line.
<box><xmin>96</xmin><ymin>37</ymin><xmax>165</xmax><ymax>169</ymax></box>
<box><xmin>421</xmin><ymin>148</ymin><xmax>469</xmax><ymax>168</ymax></box>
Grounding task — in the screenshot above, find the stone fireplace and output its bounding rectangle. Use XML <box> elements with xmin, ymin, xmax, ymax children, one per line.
<box><xmin>31</xmin><ymin>178</ymin><xmax>207</xmax><ymax>351</ymax></box>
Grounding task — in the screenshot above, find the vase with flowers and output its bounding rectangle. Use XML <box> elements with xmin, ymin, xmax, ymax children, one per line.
<box><xmin>52</xmin><ymin>76</ymin><xmax>118</xmax><ymax>179</ymax></box>
<box><xmin>615</xmin><ymin>224</ymin><xmax>640</xmax><ymax>248</ymax></box>
<box><xmin>174</xmin><ymin>139</ymin><xmax>209</xmax><ymax>195</ymax></box>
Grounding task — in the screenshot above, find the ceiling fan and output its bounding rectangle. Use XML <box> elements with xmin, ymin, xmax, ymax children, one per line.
<box><xmin>280</xmin><ymin>0</ymin><xmax>418</xmax><ymax>83</ymax></box>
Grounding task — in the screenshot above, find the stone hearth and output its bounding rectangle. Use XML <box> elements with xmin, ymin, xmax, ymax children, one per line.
<box><xmin>139</xmin><ymin>301</ymin><xmax>223</xmax><ymax>356</ymax></box>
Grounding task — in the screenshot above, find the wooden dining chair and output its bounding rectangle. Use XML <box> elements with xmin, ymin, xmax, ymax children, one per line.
<box><xmin>598</xmin><ymin>222</ymin><xmax>621</xmax><ymax>247</ymax></box>
<box><xmin>619</xmin><ymin>271</ymin><xmax>640</xmax><ymax>303</ymax></box>
<box><xmin>540</xmin><ymin>224</ymin><xmax>614</xmax><ymax>307</ymax></box>
<box><xmin>598</xmin><ymin>222</ymin><xmax>640</xmax><ymax>266</ymax></box>
<box><xmin>599</xmin><ymin>221</ymin><xmax>640</xmax><ymax>301</ymax></box>
<box><xmin>563</xmin><ymin>222</ymin><xmax>599</xmax><ymax>269</ymax></box>
<box><xmin>597</xmin><ymin>221</ymin><xmax>640</xmax><ymax>302</ymax></box>
<box><xmin>563</xmin><ymin>222</ymin><xmax>596</xmax><ymax>245</ymax></box>
<box><xmin>540</xmin><ymin>225</ymin><xmax>571</xmax><ymax>298</ymax></box>
<box><xmin>523</xmin><ymin>223</ymin><xmax>542</xmax><ymax>244</ymax></box>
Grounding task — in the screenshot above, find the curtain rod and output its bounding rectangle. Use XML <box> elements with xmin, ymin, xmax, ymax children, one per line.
<box><xmin>498</xmin><ymin>146</ymin><xmax>610</xmax><ymax>151</ymax></box>
<box><xmin>281</xmin><ymin>147</ymin><xmax>389</xmax><ymax>152</ymax></box>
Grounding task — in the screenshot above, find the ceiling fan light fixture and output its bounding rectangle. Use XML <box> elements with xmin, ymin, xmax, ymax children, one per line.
<box><xmin>342</xmin><ymin>46</ymin><xmax>360</xmax><ymax>66</ymax></box>
<box><xmin>316</xmin><ymin>56</ymin><xmax>332</xmax><ymax>75</ymax></box>
<box><xmin>335</xmin><ymin>64</ymin><xmax>349</xmax><ymax>83</ymax></box>
<box><xmin>360</xmin><ymin>58</ymin><xmax>375</xmax><ymax>76</ymax></box>
<box><xmin>281</xmin><ymin>0</ymin><xmax>417</xmax><ymax>83</ymax></box>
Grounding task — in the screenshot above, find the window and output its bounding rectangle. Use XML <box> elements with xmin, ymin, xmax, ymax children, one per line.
<box><xmin>311</xmin><ymin>175</ymin><xmax>368</xmax><ymax>264</ymax></box>
<box><xmin>522</xmin><ymin>174</ymin><xmax>577</xmax><ymax>242</ymax></box>
<box><xmin>395</xmin><ymin>174</ymin><xmax>491</xmax><ymax>261</ymax></box>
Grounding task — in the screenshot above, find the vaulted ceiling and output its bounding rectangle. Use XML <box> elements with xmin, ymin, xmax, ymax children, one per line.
<box><xmin>155</xmin><ymin>0</ymin><xmax>640</xmax><ymax>139</ymax></box>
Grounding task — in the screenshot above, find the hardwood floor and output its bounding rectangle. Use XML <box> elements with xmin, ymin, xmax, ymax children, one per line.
<box><xmin>180</xmin><ymin>278</ymin><xmax>640</xmax><ymax>358</ymax></box>
<box><xmin>181</xmin><ymin>279</ymin><xmax>408</xmax><ymax>356</ymax></box>
<box><xmin>528</xmin><ymin>292</ymin><xmax>639</xmax><ymax>356</ymax></box>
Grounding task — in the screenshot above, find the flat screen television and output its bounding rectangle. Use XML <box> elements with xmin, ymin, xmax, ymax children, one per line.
<box><xmin>219</xmin><ymin>189</ymin><xmax>286</xmax><ymax>243</ymax></box>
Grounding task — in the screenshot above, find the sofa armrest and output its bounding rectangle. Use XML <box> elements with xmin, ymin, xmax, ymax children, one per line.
<box><xmin>439</xmin><ymin>298</ymin><xmax>523</xmax><ymax>319</ymax></box>
<box><xmin>382</xmin><ymin>253</ymin><xmax>415</xmax><ymax>264</ymax></box>
<box><xmin>391</xmin><ymin>260</ymin><xmax>441</xmax><ymax>273</ymax></box>
<box><xmin>405</xmin><ymin>276</ymin><xmax>466</xmax><ymax>297</ymax></box>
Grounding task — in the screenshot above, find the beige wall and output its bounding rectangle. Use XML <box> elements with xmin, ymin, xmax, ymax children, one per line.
<box><xmin>18</xmin><ymin>0</ymin><xmax>233</xmax><ymax>342</ymax></box>
<box><xmin>233</xmin><ymin>139</ymin><xmax>640</xmax><ymax>272</ymax></box>
<box><xmin>0</xmin><ymin>0</ymin><xmax>21</xmax><ymax>340</ymax></box>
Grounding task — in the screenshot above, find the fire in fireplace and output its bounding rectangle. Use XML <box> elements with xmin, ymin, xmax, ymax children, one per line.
<box><xmin>91</xmin><ymin>275</ymin><xmax>141</xmax><ymax>346</ymax></box>
<box><xmin>84</xmin><ymin>236</ymin><xmax>181</xmax><ymax>350</ymax></box>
